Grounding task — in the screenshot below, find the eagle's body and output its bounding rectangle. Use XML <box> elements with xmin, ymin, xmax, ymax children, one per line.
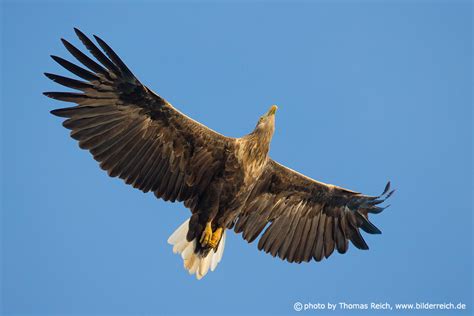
<box><xmin>45</xmin><ymin>29</ymin><xmax>393</xmax><ymax>279</ymax></box>
<box><xmin>216</xmin><ymin>122</ymin><xmax>276</xmax><ymax>224</ymax></box>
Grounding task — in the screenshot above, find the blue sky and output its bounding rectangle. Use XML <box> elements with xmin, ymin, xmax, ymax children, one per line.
<box><xmin>1</xmin><ymin>1</ymin><xmax>472</xmax><ymax>315</ymax></box>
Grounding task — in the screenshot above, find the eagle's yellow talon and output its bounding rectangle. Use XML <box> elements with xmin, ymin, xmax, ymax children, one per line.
<box><xmin>200</xmin><ymin>222</ymin><xmax>213</xmax><ymax>247</ymax></box>
<box><xmin>200</xmin><ymin>222</ymin><xmax>223</xmax><ymax>249</ymax></box>
<box><xmin>208</xmin><ymin>227</ymin><xmax>223</xmax><ymax>250</ymax></box>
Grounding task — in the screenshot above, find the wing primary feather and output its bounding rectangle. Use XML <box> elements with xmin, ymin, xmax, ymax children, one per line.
<box><xmin>385</xmin><ymin>189</ymin><xmax>395</xmax><ymax>199</ymax></box>
<box><xmin>367</xmin><ymin>205</ymin><xmax>388</xmax><ymax>214</ymax></box>
<box><xmin>348</xmin><ymin>226</ymin><xmax>369</xmax><ymax>250</ymax></box>
<box><xmin>93</xmin><ymin>35</ymin><xmax>135</xmax><ymax>79</ymax></box>
<box><xmin>61</xmin><ymin>38</ymin><xmax>108</xmax><ymax>75</ymax></box>
<box><xmin>44</xmin><ymin>92</ymin><xmax>89</xmax><ymax>103</ymax></box>
<box><xmin>50</xmin><ymin>106</ymin><xmax>76</xmax><ymax>118</ymax></box>
<box><xmin>355</xmin><ymin>211</ymin><xmax>382</xmax><ymax>234</ymax></box>
<box><xmin>382</xmin><ymin>181</ymin><xmax>391</xmax><ymax>195</ymax></box>
<box><xmin>345</xmin><ymin>213</ymin><xmax>369</xmax><ymax>250</ymax></box>
<box><xmin>74</xmin><ymin>120</ymin><xmax>124</xmax><ymax>148</ymax></box>
<box><xmin>63</xmin><ymin>113</ymin><xmax>122</xmax><ymax>131</ymax></box>
<box><xmin>73</xmin><ymin>28</ymin><xmax>121</xmax><ymax>75</ymax></box>
<box><xmin>334</xmin><ymin>217</ymin><xmax>348</xmax><ymax>254</ymax></box>
<box><xmin>50</xmin><ymin>55</ymin><xmax>99</xmax><ymax>81</ymax></box>
<box><xmin>50</xmin><ymin>105</ymin><xmax>117</xmax><ymax>119</ymax></box>
<box><xmin>44</xmin><ymin>73</ymin><xmax>93</xmax><ymax>90</ymax></box>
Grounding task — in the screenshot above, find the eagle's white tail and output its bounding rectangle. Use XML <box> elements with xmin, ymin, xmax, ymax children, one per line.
<box><xmin>167</xmin><ymin>219</ymin><xmax>226</xmax><ymax>280</ymax></box>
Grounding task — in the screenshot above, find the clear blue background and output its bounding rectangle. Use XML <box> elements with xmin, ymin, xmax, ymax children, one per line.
<box><xmin>1</xmin><ymin>1</ymin><xmax>472</xmax><ymax>315</ymax></box>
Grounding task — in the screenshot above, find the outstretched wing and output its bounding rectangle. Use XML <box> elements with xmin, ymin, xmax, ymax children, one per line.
<box><xmin>235</xmin><ymin>159</ymin><xmax>394</xmax><ymax>263</ymax></box>
<box><xmin>44</xmin><ymin>28</ymin><xmax>232</xmax><ymax>209</ymax></box>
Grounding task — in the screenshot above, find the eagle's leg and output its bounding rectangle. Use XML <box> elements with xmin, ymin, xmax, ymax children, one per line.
<box><xmin>200</xmin><ymin>221</ymin><xmax>213</xmax><ymax>247</ymax></box>
<box><xmin>199</xmin><ymin>221</ymin><xmax>224</xmax><ymax>250</ymax></box>
<box><xmin>208</xmin><ymin>227</ymin><xmax>223</xmax><ymax>250</ymax></box>
<box><xmin>197</xmin><ymin>179</ymin><xmax>225</xmax><ymax>250</ymax></box>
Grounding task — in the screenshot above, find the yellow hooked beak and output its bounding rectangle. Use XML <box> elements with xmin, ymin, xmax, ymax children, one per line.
<box><xmin>266</xmin><ymin>105</ymin><xmax>278</xmax><ymax>116</ymax></box>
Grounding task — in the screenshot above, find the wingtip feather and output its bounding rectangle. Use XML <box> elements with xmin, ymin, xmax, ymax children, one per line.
<box><xmin>382</xmin><ymin>181</ymin><xmax>391</xmax><ymax>195</ymax></box>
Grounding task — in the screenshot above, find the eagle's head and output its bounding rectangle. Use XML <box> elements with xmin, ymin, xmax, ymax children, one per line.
<box><xmin>253</xmin><ymin>105</ymin><xmax>277</xmax><ymax>138</ymax></box>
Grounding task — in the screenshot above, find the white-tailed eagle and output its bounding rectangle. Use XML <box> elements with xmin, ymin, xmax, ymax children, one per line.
<box><xmin>44</xmin><ymin>29</ymin><xmax>394</xmax><ymax>279</ymax></box>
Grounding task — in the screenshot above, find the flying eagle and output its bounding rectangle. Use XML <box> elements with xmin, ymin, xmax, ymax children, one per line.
<box><xmin>44</xmin><ymin>29</ymin><xmax>394</xmax><ymax>280</ymax></box>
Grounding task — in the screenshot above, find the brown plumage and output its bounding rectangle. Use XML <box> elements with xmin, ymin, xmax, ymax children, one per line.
<box><xmin>44</xmin><ymin>29</ymin><xmax>394</xmax><ymax>279</ymax></box>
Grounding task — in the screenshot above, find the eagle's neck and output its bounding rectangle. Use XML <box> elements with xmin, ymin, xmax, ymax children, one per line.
<box><xmin>239</xmin><ymin>128</ymin><xmax>273</xmax><ymax>174</ymax></box>
<box><xmin>243</xmin><ymin>139</ymin><xmax>270</xmax><ymax>162</ymax></box>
